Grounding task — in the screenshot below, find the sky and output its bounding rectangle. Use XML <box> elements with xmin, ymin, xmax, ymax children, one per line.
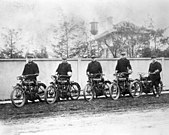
<box><xmin>0</xmin><ymin>0</ymin><xmax>169</xmax><ymax>51</ymax></box>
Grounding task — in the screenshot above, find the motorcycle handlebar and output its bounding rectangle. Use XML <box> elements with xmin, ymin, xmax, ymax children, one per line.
<box><xmin>114</xmin><ymin>72</ymin><xmax>131</xmax><ymax>76</ymax></box>
<box><xmin>87</xmin><ymin>73</ymin><xmax>104</xmax><ymax>77</ymax></box>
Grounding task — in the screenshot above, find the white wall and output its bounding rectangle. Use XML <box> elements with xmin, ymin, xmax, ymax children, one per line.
<box><xmin>0</xmin><ymin>58</ymin><xmax>168</xmax><ymax>100</ymax></box>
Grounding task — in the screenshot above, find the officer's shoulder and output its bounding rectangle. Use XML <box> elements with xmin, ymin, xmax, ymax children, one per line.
<box><xmin>32</xmin><ymin>61</ymin><xmax>38</xmax><ymax>65</ymax></box>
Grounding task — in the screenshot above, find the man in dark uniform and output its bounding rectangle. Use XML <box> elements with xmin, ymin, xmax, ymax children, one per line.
<box><xmin>22</xmin><ymin>53</ymin><xmax>39</xmax><ymax>81</ymax></box>
<box><xmin>115</xmin><ymin>52</ymin><xmax>132</xmax><ymax>75</ymax></box>
<box><xmin>148</xmin><ymin>55</ymin><xmax>162</xmax><ymax>97</ymax></box>
<box><xmin>56</xmin><ymin>56</ymin><xmax>72</xmax><ymax>78</ymax></box>
<box><xmin>86</xmin><ymin>54</ymin><xmax>103</xmax><ymax>77</ymax></box>
<box><xmin>22</xmin><ymin>53</ymin><xmax>41</xmax><ymax>102</ymax></box>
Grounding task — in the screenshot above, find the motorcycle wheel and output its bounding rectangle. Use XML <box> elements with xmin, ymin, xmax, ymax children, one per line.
<box><xmin>129</xmin><ymin>81</ymin><xmax>142</xmax><ymax>98</ymax></box>
<box><xmin>10</xmin><ymin>87</ymin><xmax>26</xmax><ymax>108</ymax></box>
<box><xmin>70</xmin><ymin>82</ymin><xmax>81</xmax><ymax>100</ymax></box>
<box><xmin>109</xmin><ymin>82</ymin><xmax>120</xmax><ymax>100</ymax></box>
<box><xmin>45</xmin><ymin>85</ymin><xmax>58</xmax><ymax>104</ymax></box>
<box><xmin>37</xmin><ymin>83</ymin><xmax>46</xmax><ymax>102</ymax></box>
<box><xmin>83</xmin><ymin>84</ymin><xmax>94</xmax><ymax>101</ymax></box>
<box><xmin>103</xmin><ymin>82</ymin><xmax>111</xmax><ymax>98</ymax></box>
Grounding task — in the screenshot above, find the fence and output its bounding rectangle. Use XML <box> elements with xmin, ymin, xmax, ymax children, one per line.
<box><xmin>0</xmin><ymin>58</ymin><xmax>169</xmax><ymax>100</ymax></box>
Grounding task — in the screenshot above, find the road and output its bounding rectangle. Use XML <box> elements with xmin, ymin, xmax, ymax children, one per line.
<box><xmin>1</xmin><ymin>106</ymin><xmax>169</xmax><ymax>135</ymax></box>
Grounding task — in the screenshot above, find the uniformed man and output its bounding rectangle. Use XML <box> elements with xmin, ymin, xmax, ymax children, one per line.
<box><xmin>148</xmin><ymin>55</ymin><xmax>162</xmax><ymax>97</ymax></box>
<box><xmin>115</xmin><ymin>52</ymin><xmax>132</xmax><ymax>75</ymax></box>
<box><xmin>86</xmin><ymin>54</ymin><xmax>103</xmax><ymax>78</ymax></box>
<box><xmin>56</xmin><ymin>56</ymin><xmax>72</xmax><ymax>78</ymax></box>
<box><xmin>22</xmin><ymin>53</ymin><xmax>39</xmax><ymax>81</ymax></box>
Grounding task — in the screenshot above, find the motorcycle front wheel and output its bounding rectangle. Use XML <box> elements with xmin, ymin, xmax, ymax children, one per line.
<box><xmin>45</xmin><ymin>85</ymin><xmax>58</xmax><ymax>104</ymax></box>
<box><xmin>10</xmin><ymin>87</ymin><xmax>26</xmax><ymax>108</ymax></box>
<box><xmin>83</xmin><ymin>84</ymin><xmax>94</xmax><ymax>101</ymax></box>
<box><xmin>70</xmin><ymin>82</ymin><xmax>81</xmax><ymax>100</ymax></box>
<box><xmin>109</xmin><ymin>82</ymin><xmax>120</xmax><ymax>100</ymax></box>
<box><xmin>129</xmin><ymin>81</ymin><xmax>142</xmax><ymax>98</ymax></box>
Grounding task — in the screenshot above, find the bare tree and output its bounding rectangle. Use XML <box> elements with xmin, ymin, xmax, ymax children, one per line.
<box><xmin>0</xmin><ymin>28</ymin><xmax>23</xmax><ymax>58</ymax></box>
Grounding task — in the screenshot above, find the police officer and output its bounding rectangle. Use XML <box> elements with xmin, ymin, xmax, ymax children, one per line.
<box><xmin>86</xmin><ymin>54</ymin><xmax>103</xmax><ymax>78</ymax></box>
<box><xmin>56</xmin><ymin>56</ymin><xmax>72</xmax><ymax>78</ymax></box>
<box><xmin>115</xmin><ymin>52</ymin><xmax>132</xmax><ymax>75</ymax></box>
<box><xmin>148</xmin><ymin>55</ymin><xmax>162</xmax><ymax>97</ymax></box>
<box><xmin>22</xmin><ymin>53</ymin><xmax>39</xmax><ymax>81</ymax></box>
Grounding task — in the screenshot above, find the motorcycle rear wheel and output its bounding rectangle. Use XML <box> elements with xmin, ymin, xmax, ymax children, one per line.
<box><xmin>129</xmin><ymin>81</ymin><xmax>142</xmax><ymax>98</ymax></box>
<box><xmin>109</xmin><ymin>82</ymin><xmax>120</xmax><ymax>100</ymax></box>
<box><xmin>45</xmin><ymin>85</ymin><xmax>58</xmax><ymax>104</ymax></box>
<box><xmin>37</xmin><ymin>84</ymin><xmax>46</xmax><ymax>102</ymax></box>
<box><xmin>103</xmin><ymin>82</ymin><xmax>111</xmax><ymax>98</ymax></box>
<box><xmin>83</xmin><ymin>84</ymin><xmax>94</xmax><ymax>101</ymax></box>
<box><xmin>10</xmin><ymin>87</ymin><xmax>26</xmax><ymax>108</ymax></box>
<box><xmin>70</xmin><ymin>82</ymin><xmax>81</xmax><ymax>100</ymax></box>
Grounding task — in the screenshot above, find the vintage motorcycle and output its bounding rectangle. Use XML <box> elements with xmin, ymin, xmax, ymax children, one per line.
<box><xmin>109</xmin><ymin>72</ymin><xmax>141</xmax><ymax>100</ymax></box>
<box><xmin>136</xmin><ymin>73</ymin><xmax>163</xmax><ymax>96</ymax></box>
<box><xmin>83</xmin><ymin>73</ymin><xmax>111</xmax><ymax>101</ymax></box>
<box><xmin>45</xmin><ymin>75</ymin><xmax>81</xmax><ymax>104</ymax></box>
<box><xmin>10</xmin><ymin>74</ymin><xmax>46</xmax><ymax>108</ymax></box>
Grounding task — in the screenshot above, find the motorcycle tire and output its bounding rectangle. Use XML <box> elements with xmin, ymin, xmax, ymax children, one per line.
<box><xmin>10</xmin><ymin>87</ymin><xmax>26</xmax><ymax>108</ymax></box>
<box><xmin>129</xmin><ymin>80</ymin><xmax>142</xmax><ymax>98</ymax></box>
<box><xmin>83</xmin><ymin>83</ymin><xmax>94</xmax><ymax>101</ymax></box>
<box><xmin>70</xmin><ymin>82</ymin><xmax>81</xmax><ymax>100</ymax></box>
<box><xmin>103</xmin><ymin>81</ymin><xmax>111</xmax><ymax>98</ymax></box>
<box><xmin>109</xmin><ymin>82</ymin><xmax>120</xmax><ymax>100</ymax></box>
<box><xmin>45</xmin><ymin>85</ymin><xmax>58</xmax><ymax>104</ymax></box>
<box><xmin>37</xmin><ymin>83</ymin><xmax>46</xmax><ymax>102</ymax></box>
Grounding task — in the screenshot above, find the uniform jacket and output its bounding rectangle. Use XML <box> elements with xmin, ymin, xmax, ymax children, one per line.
<box><xmin>115</xmin><ymin>58</ymin><xmax>132</xmax><ymax>73</ymax></box>
<box><xmin>56</xmin><ymin>62</ymin><xmax>72</xmax><ymax>75</ymax></box>
<box><xmin>86</xmin><ymin>60</ymin><xmax>102</xmax><ymax>74</ymax></box>
<box><xmin>22</xmin><ymin>61</ymin><xmax>39</xmax><ymax>80</ymax></box>
<box><xmin>149</xmin><ymin>61</ymin><xmax>162</xmax><ymax>81</ymax></box>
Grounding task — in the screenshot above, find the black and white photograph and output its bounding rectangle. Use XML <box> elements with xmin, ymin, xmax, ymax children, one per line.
<box><xmin>0</xmin><ymin>0</ymin><xmax>169</xmax><ymax>134</ymax></box>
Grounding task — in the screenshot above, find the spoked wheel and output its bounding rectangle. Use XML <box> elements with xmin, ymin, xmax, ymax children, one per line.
<box><xmin>103</xmin><ymin>82</ymin><xmax>111</xmax><ymax>98</ymax></box>
<box><xmin>45</xmin><ymin>85</ymin><xmax>58</xmax><ymax>104</ymax></box>
<box><xmin>83</xmin><ymin>84</ymin><xmax>94</xmax><ymax>101</ymax></box>
<box><xmin>37</xmin><ymin>84</ymin><xmax>46</xmax><ymax>102</ymax></box>
<box><xmin>129</xmin><ymin>81</ymin><xmax>142</xmax><ymax>98</ymax></box>
<box><xmin>70</xmin><ymin>82</ymin><xmax>81</xmax><ymax>100</ymax></box>
<box><xmin>10</xmin><ymin>87</ymin><xmax>26</xmax><ymax>108</ymax></box>
<box><xmin>109</xmin><ymin>82</ymin><xmax>120</xmax><ymax>100</ymax></box>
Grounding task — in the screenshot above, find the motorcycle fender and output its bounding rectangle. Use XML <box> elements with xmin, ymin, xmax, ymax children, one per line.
<box><xmin>38</xmin><ymin>82</ymin><xmax>47</xmax><ymax>89</ymax></box>
<box><xmin>13</xmin><ymin>83</ymin><xmax>22</xmax><ymax>89</ymax></box>
<box><xmin>104</xmin><ymin>80</ymin><xmax>111</xmax><ymax>84</ymax></box>
<box><xmin>49</xmin><ymin>82</ymin><xmax>55</xmax><ymax>86</ymax></box>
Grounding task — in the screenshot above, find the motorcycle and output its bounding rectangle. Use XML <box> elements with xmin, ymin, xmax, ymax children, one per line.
<box><xmin>136</xmin><ymin>73</ymin><xmax>163</xmax><ymax>96</ymax></box>
<box><xmin>10</xmin><ymin>74</ymin><xmax>46</xmax><ymax>108</ymax></box>
<box><xmin>83</xmin><ymin>73</ymin><xmax>111</xmax><ymax>101</ymax></box>
<box><xmin>109</xmin><ymin>72</ymin><xmax>141</xmax><ymax>100</ymax></box>
<box><xmin>45</xmin><ymin>75</ymin><xmax>81</xmax><ymax>104</ymax></box>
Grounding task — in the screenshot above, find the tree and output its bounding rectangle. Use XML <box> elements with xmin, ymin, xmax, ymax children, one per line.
<box><xmin>0</xmin><ymin>28</ymin><xmax>23</xmax><ymax>58</ymax></box>
<box><xmin>102</xmin><ymin>21</ymin><xmax>151</xmax><ymax>58</ymax></box>
<box><xmin>52</xmin><ymin>17</ymin><xmax>91</xmax><ymax>58</ymax></box>
<box><xmin>33</xmin><ymin>47</ymin><xmax>48</xmax><ymax>58</ymax></box>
